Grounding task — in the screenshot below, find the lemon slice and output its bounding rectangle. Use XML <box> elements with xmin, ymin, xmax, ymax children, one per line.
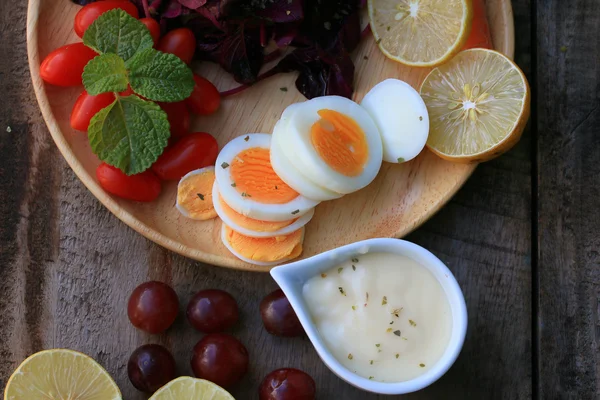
<box><xmin>368</xmin><ymin>0</ymin><xmax>473</xmax><ymax>67</ymax></box>
<box><xmin>4</xmin><ymin>349</ymin><xmax>121</xmax><ymax>400</ymax></box>
<box><xmin>420</xmin><ymin>49</ymin><xmax>530</xmax><ymax>163</ymax></box>
<box><xmin>150</xmin><ymin>377</ymin><xmax>235</xmax><ymax>400</ymax></box>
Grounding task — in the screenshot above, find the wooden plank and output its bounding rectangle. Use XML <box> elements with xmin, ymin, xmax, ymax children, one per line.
<box><xmin>536</xmin><ymin>0</ymin><xmax>600</xmax><ymax>398</ymax></box>
<box><xmin>0</xmin><ymin>1</ymin><xmax>532</xmax><ymax>399</ymax></box>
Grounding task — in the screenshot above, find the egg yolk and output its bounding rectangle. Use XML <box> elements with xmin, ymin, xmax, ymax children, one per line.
<box><xmin>219</xmin><ymin>195</ymin><xmax>298</xmax><ymax>232</ymax></box>
<box><xmin>310</xmin><ymin>109</ymin><xmax>369</xmax><ymax>177</ymax></box>
<box><xmin>230</xmin><ymin>147</ymin><xmax>299</xmax><ymax>204</ymax></box>
<box><xmin>224</xmin><ymin>225</ymin><xmax>304</xmax><ymax>263</ymax></box>
<box><xmin>177</xmin><ymin>169</ymin><xmax>218</xmax><ymax>220</ymax></box>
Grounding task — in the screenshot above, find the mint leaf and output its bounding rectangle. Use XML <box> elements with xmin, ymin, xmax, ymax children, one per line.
<box><xmin>83</xmin><ymin>9</ymin><xmax>154</xmax><ymax>62</ymax></box>
<box><xmin>88</xmin><ymin>96</ymin><xmax>169</xmax><ymax>175</ymax></box>
<box><xmin>82</xmin><ymin>54</ymin><xmax>129</xmax><ymax>95</ymax></box>
<box><xmin>128</xmin><ymin>49</ymin><xmax>195</xmax><ymax>102</ymax></box>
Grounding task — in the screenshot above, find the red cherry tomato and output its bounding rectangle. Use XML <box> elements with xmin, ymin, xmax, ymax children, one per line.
<box><xmin>74</xmin><ymin>0</ymin><xmax>139</xmax><ymax>38</ymax></box>
<box><xmin>96</xmin><ymin>163</ymin><xmax>161</xmax><ymax>202</ymax></box>
<box><xmin>185</xmin><ymin>74</ymin><xmax>221</xmax><ymax>116</ymax></box>
<box><xmin>158</xmin><ymin>102</ymin><xmax>190</xmax><ymax>139</ymax></box>
<box><xmin>40</xmin><ymin>43</ymin><xmax>98</xmax><ymax>87</ymax></box>
<box><xmin>463</xmin><ymin>0</ymin><xmax>492</xmax><ymax>50</ymax></box>
<box><xmin>157</xmin><ymin>28</ymin><xmax>196</xmax><ymax>64</ymax></box>
<box><xmin>152</xmin><ymin>133</ymin><xmax>218</xmax><ymax>181</ymax></box>
<box><xmin>71</xmin><ymin>91</ymin><xmax>115</xmax><ymax>132</ymax></box>
<box><xmin>140</xmin><ymin>17</ymin><xmax>161</xmax><ymax>46</ymax></box>
<box><xmin>120</xmin><ymin>85</ymin><xmax>135</xmax><ymax>96</ymax></box>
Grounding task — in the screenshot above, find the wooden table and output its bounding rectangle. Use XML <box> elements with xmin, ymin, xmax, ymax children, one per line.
<box><xmin>0</xmin><ymin>0</ymin><xmax>597</xmax><ymax>398</ymax></box>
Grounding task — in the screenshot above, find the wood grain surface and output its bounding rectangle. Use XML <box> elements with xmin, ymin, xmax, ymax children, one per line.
<box><xmin>536</xmin><ymin>0</ymin><xmax>600</xmax><ymax>398</ymax></box>
<box><xmin>25</xmin><ymin>0</ymin><xmax>514</xmax><ymax>271</ymax></box>
<box><xmin>3</xmin><ymin>0</ymin><xmax>584</xmax><ymax>399</ymax></box>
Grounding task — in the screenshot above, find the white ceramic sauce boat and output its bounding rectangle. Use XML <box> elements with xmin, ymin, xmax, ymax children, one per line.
<box><xmin>270</xmin><ymin>238</ymin><xmax>467</xmax><ymax>395</ymax></box>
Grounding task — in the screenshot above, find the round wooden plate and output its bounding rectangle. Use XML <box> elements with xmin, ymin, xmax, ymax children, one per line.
<box><xmin>26</xmin><ymin>0</ymin><xmax>514</xmax><ymax>271</ymax></box>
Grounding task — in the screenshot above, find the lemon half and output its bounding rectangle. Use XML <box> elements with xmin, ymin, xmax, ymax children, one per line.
<box><xmin>369</xmin><ymin>0</ymin><xmax>473</xmax><ymax>67</ymax></box>
<box><xmin>4</xmin><ymin>349</ymin><xmax>121</xmax><ymax>400</ymax></box>
<box><xmin>420</xmin><ymin>49</ymin><xmax>530</xmax><ymax>163</ymax></box>
<box><xmin>150</xmin><ymin>377</ymin><xmax>235</xmax><ymax>400</ymax></box>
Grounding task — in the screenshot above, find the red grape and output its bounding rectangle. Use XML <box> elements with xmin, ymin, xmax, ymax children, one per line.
<box><xmin>128</xmin><ymin>344</ymin><xmax>177</xmax><ymax>394</ymax></box>
<box><xmin>260</xmin><ymin>289</ymin><xmax>304</xmax><ymax>337</ymax></box>
<box><xmin>128</xmin><ymin>281</ymin><xmax>179</xmax><ymax>334</ymax></box>
<box><xmin>186</xmin><ymin>289</ymin><xmax>239</xmax><ymax>333</ymax></box>
<box><xmin>259</xmin><ymin>368</ymin><xmax>316</xmax><ymax>400</ymax></box>
<box><xmin>191</xmin><ymin>333</ymin><xmax>249</xmax><ymax>388</ymax></box>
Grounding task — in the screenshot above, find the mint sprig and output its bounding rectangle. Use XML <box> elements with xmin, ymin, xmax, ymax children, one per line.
<box><xmin>88</xmin><ymin>96</ymin><xmax>170</xmax><ymax>175</ymax></box>
<box><xmin>128</xmin><ymin>49</ymin><xmax>195</xmax><ymax>102</ymax></box>
<box><xmin>80</xmin><ymin>9</ymin><xmax>197</xmax><ymax>175</ymax></box>
<box><xmin>83</xmin><ymin>9</ymin><xmax>154</xmax><ymax>62</ymax></box>
<box><xmin>82</xmin><ymin>54</ymin><xmax>128</xmax><ymax>95</ymax></box>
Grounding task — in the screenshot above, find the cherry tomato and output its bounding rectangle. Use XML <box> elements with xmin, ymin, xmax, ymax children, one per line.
<box><xmin>259</xmin><ymin>369</ymin><xmax>316</xmax><ymax>400</ymax></box>
<box><xmin>96</xmin><ymin>163</ymin><xmax>162</xmax><ymax>202</ymax></box>
<box><xmin>186</xmin><ymin>289</ymin><xmax>239</xmax><ymax>333</ymax></box>
<box><xmin>463</xmin><ymin>0</ymin><xmax>492</xmax><ymax>50</ymax></box>
<box><xmin>128</xmin><ymin>344</ymin><xmax>177</xmax><ymax>394</ymax></box>
<box><xmin>260</xmin><ymin>289</ymin><xmax>304</xmax><ymax>337</ymax></box>
<box><xmin>120</xmin><ymin>85</ymin><xmax>134</xmax><ymax>96</ymax></box>
<box><xmin>191</xmin><ymin>334</ymin><xmax>249</xmax><ymax>388</ymax></box>
<box><xmin>157</xmin><ymin>28</ymin><xmax>196</xmax><ymax>64</ymax></box>
<box><xmin>74</xmin><ymin>0</ymin><xmax>139</xmax><ymax>38</ymax></box>
<box><xmin>71</xmin><ymin>91</ymin><xmax>115</xmax><ymax>132</ymax></box>
<box><xmin>185</xmin><ymin>74</ymin><xmax>221</xmax><ymax>116</ymax></box>
<box><xmin>127</xmin><ymin>281</ymin><xmax>179</xmax><ymax>333</ymax></box>
<box><xmin>158</xmin><ymin>102</ymin><xmax>190</xmax><ymax>139</ymax></box>
<box><xmin>151</xmin><ymin>132</ymin><xmax>218</xmax><ymax>181</ymax></box>
<box><xmin>140</xmin><ymin>17</ymin><xmax>161</xmax><ymax>46</ymax></box>
<box><xmin>40</xmin><ymin>43</ymin><xmax>98</xmax><ymax>87</ymax></box>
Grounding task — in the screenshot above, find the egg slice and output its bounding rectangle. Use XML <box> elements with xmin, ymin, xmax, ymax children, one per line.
<box><xmin>215</xmin><ymin>133</ymin><xmax>319</xmax><ymax>222</ymax></box>
<box><xmin>361</xmin><ymin>79</ymin><xmax>430</xmax><ymax>163</ymax></box>
<box><xmin>271</xmin><ymin>119</ymin><xmax>344</xmax><ymax>201</ymax></box>
<box><xmin>212</xmin><ymin>182</ymin><xmax>314</xmax><ymax>238</ymax></box>
<box><xmin>221</xmin><ymin>223</ymin><xmax>305</xmax><ymax>266</ymax></box>
<box><xmin>276</xmin><ymin>96</ymin><xmax>383</xmax><ymax>194</ymax></box>
<box><xmin>176</xmin><ymin>167</ymin><xmax>218</xmax><ymax>220</ymax></box>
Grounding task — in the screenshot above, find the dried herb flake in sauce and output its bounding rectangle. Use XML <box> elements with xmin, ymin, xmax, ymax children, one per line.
<box><xmin>409</xmin><ymin>319</ymin><xmax>417</xmax><ymax>327</ymax></box>
<box><xmin>395</xmin><ymin>353</ymin><xmax>400</xmax><ymax>359</ymax></box>
<box><xmin>382</xmin><ymin>296</ymin><xmax>387</xmax><ymax>305</ymax></box>
<box><xmin>352</xmin><ymin>257</ymin><xmax>359</xmax><ymax>263</ymax></box>
<box><xmin>352</xmin><ymin>265</ymin><xmax>356</xmax><ymax>271</ymax></box>
<box><xmin>348</xmin><ymin>353</ymin><xmax>353</xmax><ymax>360</ymax></box>
<box><xmin>369</xmin><ymin>360</ymin><xmax>373</xmax><ymax>365</ymax></box>
<box><xmin>196</xmin><ymin>193</ymin><xmax>205</xmax><ymax>200</ymax></box>
<box><xmin>339</xmin><ymin>287</ymin><xmax>346</xmax><ymax>296</ymax></box>
<box><xmin>420</xmin><ymin>363</ymin><xmax>426</xmax><ymax>368</ymax></box>
<box><xmin>321</xmin><ymin>273</ymin><xmax>327</xmax><ymax>278</ymax></box>
<box><xmin>221</xmin><ymin>162</ymin><xmax>229</xmax><ymax>169</ymax></box>
<box><xmin>338</xmin><ymin>267</ymin><xmax>343</xmax><ymax>274</ymax></box>
<box><xmin>393</xmin><ymin>330</ymin><xmax>401</xmax><ymax>337</ymax></box>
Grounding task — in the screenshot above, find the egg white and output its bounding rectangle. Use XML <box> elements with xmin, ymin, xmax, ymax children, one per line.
<box><xmin>271</xmin><ymin>119</ymin><xmax>344</xmax><ymax>201</ymax></box>
<box><xmin>220</xmin><ymin>223</ymin><xmax>305</xmax><ymax>266</ymax></box>
<box><xmin>215</xmin><ymin>133</ymin><xmax>319</xmax><ymax>222</ymax></box>
<box><xmin>361</xmin><ymin>79</ymin><xmax>429</xmax><ymax>163</ymax></box>
<box><xmin>212</xmin><ymin>181</ymin><xmax>314</xmax><ymax>238</ymax></box>
<box><xmin>278</xmin><ymin>96</ymin><xmax>383</xmax><ymax>194</ymax></box>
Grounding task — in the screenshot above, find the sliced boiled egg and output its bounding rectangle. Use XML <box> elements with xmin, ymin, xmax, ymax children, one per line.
<box><xmin>212</xmin><ymin>182</ymin><xmax>314</xmax><ymax>238</ymax></box>
<box><xmin>276</xmin><ymin>96</ymin><xmax>383</xmax><ymax>194</ymax></box>
<box><xmin>176</xmin><ymin>167</ymin><xmax>218</xmax><ymax>220</ymax></box>
<box><xmin>361</xmin><ymin>79</ymin><xmax>430</xmax><ymax>163</ymax></box>
<box><xmin>215</xmin><ymin>133</ymin><xmax>319</xmax><ymax>222</ymax></box>
<box><xmin>221</xmin><ymin>223</ymin><xmax>304</xmax><ymax>266</ymax></box>
<box><xmin>271</xmin><ymin>119</ymin><xmax>343</xmax><ymax>201</ymax></box>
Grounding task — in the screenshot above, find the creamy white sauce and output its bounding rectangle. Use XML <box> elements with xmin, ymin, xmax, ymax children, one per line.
<box><xmin>302</xmin><ymin>252</ymin><xmax>452</xmax><ymax>382</ymax></box>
